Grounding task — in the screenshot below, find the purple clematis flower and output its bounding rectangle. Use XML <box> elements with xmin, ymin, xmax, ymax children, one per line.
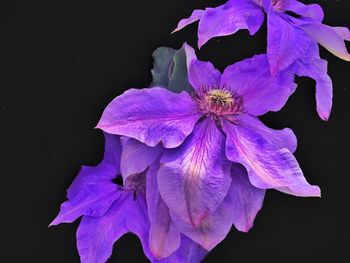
<box><xmin>174</xmin><ymin>0</ymin><xmax>350</xmax><ymax>120</ymax></box>
<box><xmin>50</xmin><ymin>133</ymin><xmax>207</xmax><ymax>263</ymax></box>
<box><xmin>97</xmin><ymin>43</ymin><xmax>320</xmax><ymax>251</ymax></box>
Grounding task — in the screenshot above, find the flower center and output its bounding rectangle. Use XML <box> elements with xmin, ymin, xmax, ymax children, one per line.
<box><xmin>195</xmin><ymin>87</ymin><xmax>243</xmax><ymax>117</ymax></box>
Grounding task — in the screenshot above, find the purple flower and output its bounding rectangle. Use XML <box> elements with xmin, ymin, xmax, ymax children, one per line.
<box><xmin>174</xmin><ymin>0</ymin><xmax>350</xmax><ymax>120</ymax></box>
<box><xmin>97</xmin><ymin>43</ymin><xmax>320</xmax><ymax>250</ymax></box>
<box><xmin>50</xmin><ymin>133</ymin><xmax>207</xmax><ymax>263</ymax></box>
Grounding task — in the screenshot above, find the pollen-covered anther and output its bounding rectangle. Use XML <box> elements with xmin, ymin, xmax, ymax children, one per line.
<box><xmin>195</xmin><ymin>87</ymin><xmax>244</xmax><ymax>116</ymax></box>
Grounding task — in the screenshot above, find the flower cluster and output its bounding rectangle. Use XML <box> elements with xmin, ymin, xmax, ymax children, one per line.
<box><xmin>51</xmin><ymin>1</ymin><xmax>349</xmax><ymax>262</ymax></box>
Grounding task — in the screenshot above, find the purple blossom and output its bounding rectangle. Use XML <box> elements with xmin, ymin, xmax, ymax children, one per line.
<box><xmin>50</xmin><ymin>133</ymin><xmax>207</xmax><ymax>263</ymax></box>
<box><xmin>174</xmin><ymin>0</ymin><xmax>350</xmax><ymax>120</ymax></box>
<box><xmin>97</xmin><ymin>43</ymin><xmax>320</xmax><ymax>251</ymax></box>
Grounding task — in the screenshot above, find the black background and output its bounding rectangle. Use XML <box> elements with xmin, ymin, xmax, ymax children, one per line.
<box><xmin>1</xmin><ymin>0</ymin><xmax>350</xmax><ymax>262</ymax></box>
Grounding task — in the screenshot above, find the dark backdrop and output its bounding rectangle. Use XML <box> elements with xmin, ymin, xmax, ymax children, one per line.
<box><xmin>1</xmin><ymin>0</ymin><xmax>349</xmax><ymax>262</ymax></box>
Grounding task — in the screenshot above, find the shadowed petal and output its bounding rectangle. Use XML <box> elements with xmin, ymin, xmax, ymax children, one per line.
<box><xmin>97</xmin><ymin>87</ymin><xmax>202</xmax><ymax>148</ymax></box>
<box><xmin>229</xmin><ymin>164</ymin><xmax>265</xmax><ymax>232</ymax></box>
<box><xmin>300</xmin><ymin>22</ymin><xmax>350</xmax><ymax>62</ymax></box>
<box><xmin>147</xmin><ymin>162</ymin><xmax>181</xmax><ymax>259</ymax></box>
<box><xmin>120</xmin><ymin>137</ymin><xmax>163</xmax><ymax>180</ymax></box>
<box><xmin>220</xmin><ymin>54</ymin><xmax>296</xmax><ymax>116</ymax></box>
<box><xmin>184</xmin><ymin>44</ymin><xmax>221</xmax><ymax>92</ymax></box>
<box><xmin>197</xmin><ymin>0</ymin><xmax>264</xmax><ymax>47</ymax></box>
<box><xmin>223</xmin><ymin>120</ymin><xmax>321</xmax><ymax>197</ymax></box>
<box><xmin>239</xmin><ymin>114</ymin><xmax>297</xmax><ymax>153</ymax></box>
<box><xmin>158</xmin><ymin>118</ymin><xmax>232</xmax><ymax>227</ymax></box>
<box><xmin>77</xmin><ymin>194</ymin><xmax>149</xmax><ymax>263</ymax></box>
<box><xmin>267</xmin><ymin>11</ymin><xmax>313</xmax><ymax>74</ymax></box>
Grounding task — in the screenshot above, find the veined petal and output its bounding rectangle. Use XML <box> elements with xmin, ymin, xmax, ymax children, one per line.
<box><xmin>197</xmin><ymin>0</ymin><xmax>264</xmax><ymax>47</ymax></box>
<box><xmin>169</xmin><ymin>164</ymin><xmax>264</xmax><ymax>250</ymax></box>
<box><xmin>147</xmin><ymin>162</ymin><xmax>181</xmax><ymax>259</ymax></box>
<box><xmin>294</xmin><ymin>49</ymin><xmax>333</xmax><ymax>121</ymax></box>
<box><xmin>229</xmin><ymin>164</ymin><xmax>265</xmax><ymax>232</ymax></box>
<box><xmin>223</xmin><ymin>120</ymin><xmax>321</xmax><ymax>197</ymax></box>
<box><xmin>158</xmin><ymin>118</ymin><xmax>232</xmax><ymax>227</ymax></box>
<box><xmin>120</xmin><ymin>137</ymin><xmax>163</xmax><ymax>180</ymax></box>
<box><xmin>184</xmin><ymin>44</ymin><xmax>221</xmax><ymax>92</ymax></box>
<box><xmin>267</xmin><ymin>11</ymin><xmax>313</xmax><ymax>74</ymax></box>
<box><xmin>77</xmin><ymin>194</ymin><xmax>149</xmax><ymax>263</ymax></box>
<box><xmin>300</xmin><ymin>22</ymin><xmax>350</xmax><ymax>62</ymax></box>
<box><xmin>97</xmin><ymin>87</ymin><xmax>202</xmax><ymax>148</ymax></box>
<box><xmin>220</xmin><ymin>54</ymin><xmax>296</xmax><ymax>116</ymax></box>
<box><xmin>173</xmin><ymin>10</ymin><xmax>205</xmax><ymax>33</ymax></box>
<box><xmin>239</xmin><ymin>114</ymin><xmax>297</xmax><ymax>153</ymax></box>
<box><xmin>283</xmin><ymin>0</ymin><xmax>324</xmax><ymax>21</ymax></box>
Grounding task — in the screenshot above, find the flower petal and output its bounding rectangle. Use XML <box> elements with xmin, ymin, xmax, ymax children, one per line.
<box><xmin>158</xmin><ymin>118</ymin><xmax>232</xmax><ymax>227</ymax></box>
<box><xmin>97</xmin><ymin>87</ymin><xmax>202</xmax><ymax>148</ymax></box>
<box><xmin>229</xmin><ymin>164</ymin><xmax>265</xmax><ymax>232</ymax></box>
<box><xmin>239</xmin><ymin>114</ymin><xmax>297</xmax><ymax>153</ymax></box>
<box><xmin>220</xmin><ymin>54</ymin><xmax>296</xmax><ymax>116</ymax></box>
<box><xmin>173</xmin><ymin>9</ymin><xmax>205</xmax><ymax>33</ymax></box>
<box><xmin>223</xmin><ymin>120</ymin><xmax>321</xmax><ymax>197</ymax></box>
<box><xmin>184</xmin><ymin>44</ymin><xmax>221</xmax><ymax>92</ymax></box>
<box><xmin>300</xmin><ymin>22</ymin><xmax>350</xmax><ymax>62</ymax></box>
<box><xmin>158</xmin><ymin>235</ymin><xmax>207</xmax><ymax>263</ymax></box>
<box><xmin>76</xmin><ymin>193</ymin><xmax>149</xmax><ymax>263</ymax></box>
<box><xmin>267</xmin><ymin>11</ymin><xmax>313</xmax><ymax>74</ymax></box>
<box><xmin>294</xmin><ymin>47</ymin><xmax>333</xmax><ymax>121</ymax></box>
<box><xmin>283</xmin><ymin>1</ymin><xmax>324</xmax><ymax>21</ymax></box>
<box><xmin>168</xmin><ymin>163</ymin><xmax>264</xmax><ymax>250</ymax></box>
<box><xmin>50</xmin><ymin>134</ymin><xmax>122</xmax><ymax>226</ymax></box>
<box><xmin>197</xmin><ymin>0</ymin><xmax>264</xmax><ymax>47</ymax></box>
<box><xmin>146</xmin><ymin>161</ymin><xmax>181</xmax><ymax>259</ymax></box>
<box><xmin>120</xmin><ymin>137</ymin><xmax>163</xmax><ymax>180</ymax></box>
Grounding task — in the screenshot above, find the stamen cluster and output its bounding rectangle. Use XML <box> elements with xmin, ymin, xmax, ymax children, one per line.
<box><xmin>194</xmin><ymin>86</ymin><xmax>244</xmax><ymax>117</ymax></box>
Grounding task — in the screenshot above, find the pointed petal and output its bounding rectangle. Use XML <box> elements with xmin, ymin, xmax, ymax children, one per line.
<box><xmin>223</xmin><ymin>120</ymin><xmax>321</xmax><ymax>197</ymax></box>
<box><xmin>173</xmin><ymin>9</ymin><xmax>205</xmax><ymax>33</ymax></box>
<box><xmin>184</xmin><ymin>44</ymin><xmax>221</xmax><ymax>92</ymax></box>
<box><xmin>77</xmin><ymin>194</ymin><xmax>149</xmax><ymax>263</ymax></box>
<box><xmin>283</xmin><ymin>1</ymin><xmax>324</xmax><ymax>21</ymax></box>
<box><xmin>146</xmin><ymin>162</ymin><xmax>181</xmax><ymax>259</ymax></box>
<box><xmin>239</xmin><ymin>114</ymin><xmax>297</xmax><ymax>153</ymax></box>
<box><xmin>50</xmin><ymin>134</ymin><xmax>122</xmax><ymax>226</ymax></box>
<box><xmin>50</xmin><ymin>166</ymin><xmax>120</xmax><ymax>226</ymax></box>
<box><xmin>120</xmin><ymin>137</ymin><xmax>163</xmax><ymax>180</ymax></box>
<box><xmin>97</xmin><ymin>87</ymin><xmax>202</xmax><ymax>148</ymax></box>
<box><xmin>294</xmin><ymin>50</ymin><xmax>333</xmax><ymax>121</ymax></box>
<box><xmin>300</xmin><ymin>22</ymin><xmax>350</xmax><ymax>62</ymax></box>
<box><xmin>267</xmin><ymin>11</ymin><xmax>313</xmax><ymax>74</ymax></box>
<box><xmin>229</xmin><ymin>164</ymin><xmax>265</xmax><ymax>232</ymax></box>
<box><xmin>158</xmin><ymin>118</ymin><xmax>232</xmax><ymax>227</ymax></box>
<box><xmin>197</xmin><ymin>0</ymin><xmax>264</xmax><ymax>47</ymax></box>
<box><xmin>220</xmin><ymin>54</ymin><xmax>296</xmax><ymax>116</ymax></box>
